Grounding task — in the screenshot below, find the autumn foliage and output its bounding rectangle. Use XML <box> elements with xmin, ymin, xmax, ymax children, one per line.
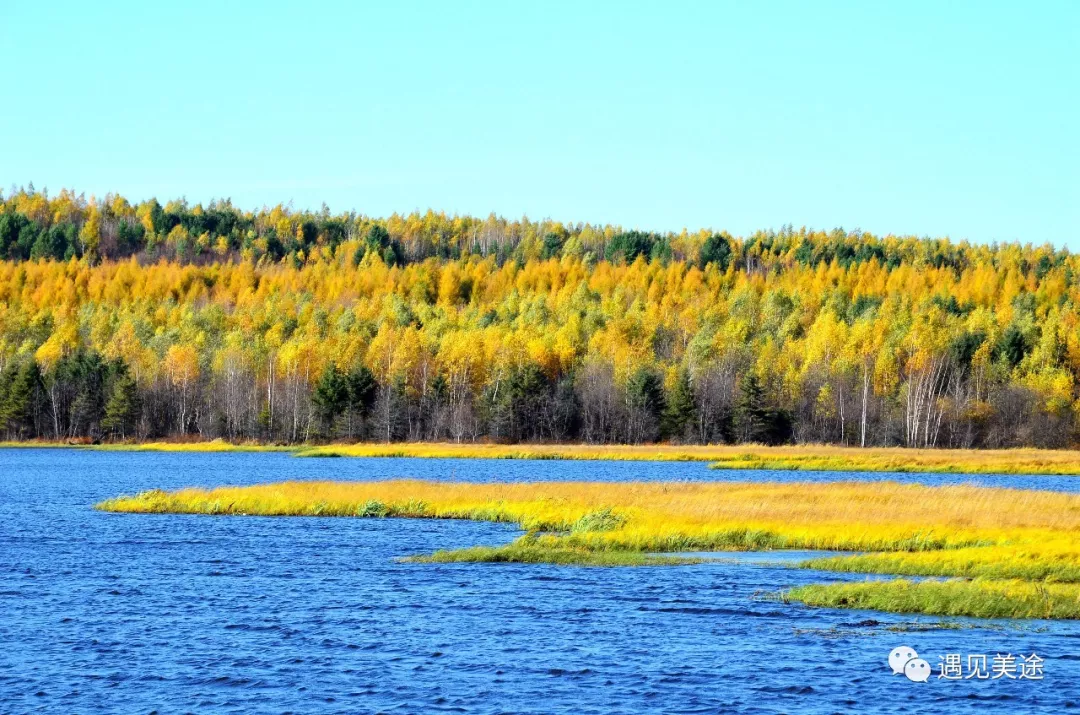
<box><xmin>0</xmin><ymin>187</ymin><xmax>1076</xmax><ymax>447</ymax></box>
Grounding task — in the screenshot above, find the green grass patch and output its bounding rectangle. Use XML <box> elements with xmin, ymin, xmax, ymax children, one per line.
<box><xmin>570</xmin><ymin>507</ymin><xmax>625</xmax><ymax>533</ymax></box>
<box><xmin>402</xmin><ymin>542</ymin><xmax>702</xmax><ymax>567</ymax></box>
<box><xmin>356</xmin><ymin>499</ymin><xmax>390</xmax><ymax>517</ymax></box>
<box><xmin>803</xmin><ymin>548</ymin><xmax>1080</xmax><ymax>583</ymax></box>
<box><xmin>787</xmin><ymin>578</ymin><xmax>1080</xmax><ymax>620</ymax></box>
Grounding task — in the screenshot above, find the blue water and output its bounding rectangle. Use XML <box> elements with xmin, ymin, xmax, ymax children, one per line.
<box><xmin>2</xmin><ymin>448</ymin><xmax>1078</xmax><ymax>713</ymax></box>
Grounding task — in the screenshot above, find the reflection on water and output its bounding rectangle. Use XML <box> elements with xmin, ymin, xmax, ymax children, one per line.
<box><xmin>1</xmin><ymin>448</ymin><xmax>1076</xmax><ymax>713</ymax></box>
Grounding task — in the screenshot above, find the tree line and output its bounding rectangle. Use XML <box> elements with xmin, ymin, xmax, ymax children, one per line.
<box><xmin>1</xmin><ymin>185</ymin><xmax>1049</xmax><ymax>273</ymax></box>
<box><xmin>0</xmin><ymin>188</ymin><xmax>1077</xmax><ymax>448</ymax></box>
<box><xmin>0</xmin><ymin>348</ymin><xmax>803</xmax><ymax>446</ymax></box>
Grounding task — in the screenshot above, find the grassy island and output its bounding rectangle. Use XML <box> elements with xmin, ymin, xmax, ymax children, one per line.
<box><xmin>98</xmin><ymin>479</ymin><xmax>1080</xmax><ymax>619</ymax></box>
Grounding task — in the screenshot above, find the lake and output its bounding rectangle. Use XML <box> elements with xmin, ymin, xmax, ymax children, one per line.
<box><xmin>1</xmin><ymin>448</ymin><xmax>1077</xmax><ymax>713</ymax></box>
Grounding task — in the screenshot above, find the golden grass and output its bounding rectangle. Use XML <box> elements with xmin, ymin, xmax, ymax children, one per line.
<box><xmin>97</xmin><ymin>479</ymin><xmax>1080</xmax><ymax>550</ymax></box>
<box><xmin>97</xmin><ymin>478</ymin><xmax>1080</xmax><ymax>618</ymax></box>
<box><xmin>296</xmin><ymin>442</ymin><xmax>1080</xmax><ymax>475</ymax></box>
<box><xmin>706</xmin><ymin>445</ymin><xmax>1080</xmax><ymax>475</ymax></box>
<box><xmin>403</xmin><ymin>537</ymin><xmax>701</xmax><ymax>566</ymax></box>
<box><xmin>788</xmin><ymin>579</ymin><xmax>1080</xmax><ymax>620</ymax></box>
<box><xmin>92</xmin><ymin>440</ymin><xmax>294</xmax><ymax>453</ymax></box>
<box><xmin>0</xmin><ymin>439</ymin><xmax>292</xmax><ymax>453</ymax></box>
<box><xmin>803</xmin><ymin>544</ymin><xmax>1080</xmax><ymax>583</ymax></box>
<box><xmin>6</xmin><ymin>439</ymin><xmax>1080</xmax><ymax>475</ymax></box>
<box><xmin>293</xmin><ymin>443</ymin><xmax>724</xmax><ymax>461</ymax></box>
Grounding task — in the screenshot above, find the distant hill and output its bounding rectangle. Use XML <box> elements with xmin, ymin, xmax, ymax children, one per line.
<box><xmin>0</xmin><ymin>188</ymin><xmax>1074</xmax><ymax>449</ymax></box>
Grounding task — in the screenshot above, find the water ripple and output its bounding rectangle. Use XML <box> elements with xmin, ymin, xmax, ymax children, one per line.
<box><xmin>1</xmin><ymin>448</ymin><xmax>1078</xmax><ymax>713</ymax></box>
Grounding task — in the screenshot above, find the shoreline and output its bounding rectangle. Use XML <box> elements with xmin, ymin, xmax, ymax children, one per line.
<box><xmin>97</xmin><ymin>479</ymin><xmax>1080</xmax><ymax>619</ymax></box>
<box><xmin>4</xmin><ymin>439</ymin><xmax>1080</xmax><ymax>475</ymax></box>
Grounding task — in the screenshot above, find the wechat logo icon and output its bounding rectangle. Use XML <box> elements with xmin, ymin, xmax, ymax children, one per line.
<box><xmin>889</xmin><ymin>646</ymin><xmax>931</xmax><ymax>683</ymax></box>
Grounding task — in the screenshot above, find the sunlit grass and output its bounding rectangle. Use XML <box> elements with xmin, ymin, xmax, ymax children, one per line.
<box><xmin>403</xmin><ymin>536</ymin><xmax>701</xmax><ymax>566</ymax></box>
<box><xmin>7</xmin><ymin>439</ymin><xmax>1080</xmax><ymax>474</ymax></box>
<box><xmin>298</xmin><ymin>442</ymin><xmax>1080</xmax><ymax>475</ymax></box>
<box><xmin>294</xmin><ymin>442</ymin><xmax>723</xmax><ymax>461</ymax></box>
<box><xmin>707</xmin><ymin>446</ymin><xmax>1080</xmax><ymax>475</ymax></box>
<box><xmin>97</xmin><ymin>478</ymin><xmax>1080</xmax><ymax>618</ymax></box>
<box><xmin>97</xmin><ymin>479</ymin><xmax>1080</xmax><ymax>551</ymax></box>
<box><xmin>803</xmin><ymin>543</ymin><xmax>1080</xmax><ymax>583</ymax></box>
<box><xmin>787</xmin><ymin>579</ymin><xmax>1080</xmax><ymax>620</ymax></box>
<box><xmin>93</xmin><ymin>440</ymin><xmax>294</xmax><ymax>453</ymax></box>
<box><xmin>0</xmin><ymin>439</ymin><xmax>292</xmax><ymax>453</ymax></box>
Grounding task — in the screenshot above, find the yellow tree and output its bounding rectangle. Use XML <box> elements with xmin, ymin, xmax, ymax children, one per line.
<box><xmin>164</xmin><ymin>344</ymin><xmax>200</xmax><ymax>434</ymax></box>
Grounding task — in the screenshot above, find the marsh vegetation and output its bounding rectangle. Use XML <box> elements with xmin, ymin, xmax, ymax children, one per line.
<box><xmin>19</xmin><ymin>438</ymin><xmax>1080</xmax><ymax>475</ymax></box>
<box><xmin>99</xmin><ymin>479</ymin><xmax>1080</xmax><ymax>619</ymax></box>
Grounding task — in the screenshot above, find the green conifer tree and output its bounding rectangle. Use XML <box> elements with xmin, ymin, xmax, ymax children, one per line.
<box><xmin>661</xmin><ymin>369</ymin><xmax>696</xmax><ymax>441</ymax></box>
<box><xmin>102</xmin><ymin>374</ymin><xmax>139</xmax><ymax>439</ymax></box>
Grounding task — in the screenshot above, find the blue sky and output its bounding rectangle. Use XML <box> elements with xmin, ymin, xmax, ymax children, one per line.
<box><xmin>2</xmin><ymin>1</ymin><xmax>1077</xmax><ymax>244</ymax></box>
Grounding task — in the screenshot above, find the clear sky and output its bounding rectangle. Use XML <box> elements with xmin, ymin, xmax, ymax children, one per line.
<box><xmin>2</xmin><ymin>1</ymin><xmax>1077</xmax><ymax>244</ymax></box>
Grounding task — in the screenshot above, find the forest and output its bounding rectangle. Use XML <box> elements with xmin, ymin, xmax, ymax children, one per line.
<box><xmin>0</xmin><ymin>185</ymin><xmax>1076</xmax><ymax>448</ymax></box>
